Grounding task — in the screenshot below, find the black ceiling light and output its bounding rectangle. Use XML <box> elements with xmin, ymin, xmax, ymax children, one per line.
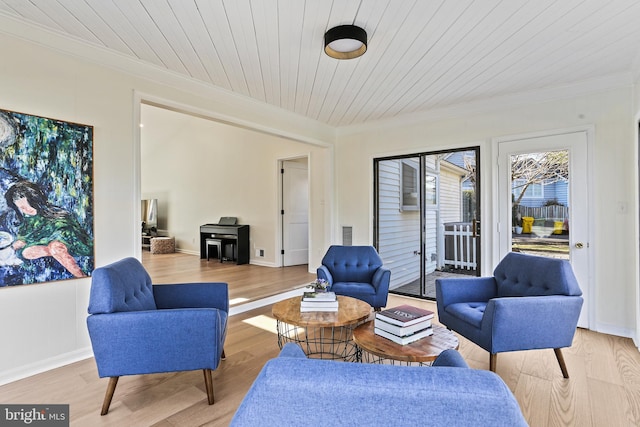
<box><xmin>324</xmin><ymin>25</ymin><xmax>367</xmax><ymax>59</ymax></box>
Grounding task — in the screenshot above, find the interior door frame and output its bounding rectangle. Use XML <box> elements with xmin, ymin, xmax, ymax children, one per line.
<box><xmin>278</xmin><ymin>155</ymin><xmax>310</xmax><ymax>267</ymax></box>
<box><xmin>493</xmin><ymin>126</ymin><xmax>595</xmax><ymax>329</ymax></box>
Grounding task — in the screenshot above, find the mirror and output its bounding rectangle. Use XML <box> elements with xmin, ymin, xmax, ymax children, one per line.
<box><xmin>141</xmin><ymin>199</ymin><xmax>158</xmax><ymax>235</ymax></box>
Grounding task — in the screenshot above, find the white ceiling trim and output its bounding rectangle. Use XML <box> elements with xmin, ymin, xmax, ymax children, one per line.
<box><xmin>0</xmin><ymin>11</ymin><xmax>335</xmax><ymax>143</ymax></box>
<box><xmin>337</xmin><ymin>72</ymin><xmax>633</xmax><ymax>137</ymax></box>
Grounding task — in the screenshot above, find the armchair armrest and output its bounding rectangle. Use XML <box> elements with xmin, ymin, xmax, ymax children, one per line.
<box><xmin>153</xmin><ymin>282</ymin><xmax>228</xmax><ymax>312</ymax></box>
<box><xmin>483</xmin><ymin>295</ymin><xmax>583</xmax><ymax>352</ymax></box>
<box><xmin>316</xmin><ymin>266</ymin><xmax>333</xmax><ymax>285</ymax></box>
<box><xmin>371</xmin><ymin>266</ymin><xmax>391</xmax><ymax>291</ymax></box>
<box><xmin>87</xmin><ymin>308</ymin><xmax>227</xmax><ymax>377</ymax></box>
<box><xmin>436</xmin><ymin>277</ymin><xmax>497</xmax><ymax>307</ymax></box>
<box><xmin>278</xmin><ymin>343</ymin><xmax>307</xmax><ymax>359</ymax></box>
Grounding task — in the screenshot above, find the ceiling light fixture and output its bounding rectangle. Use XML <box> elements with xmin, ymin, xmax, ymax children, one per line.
<box><xmin>324</xmin><ymin>25</ymin><xmax>367</xmax><ymax>59</ymax></box>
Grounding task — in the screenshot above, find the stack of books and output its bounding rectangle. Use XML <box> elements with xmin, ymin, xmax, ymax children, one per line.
<box><xmin>300</xmin><ymin>291</ymin><xmax>338</xmax><ymax>312</ymax></box>
<box><xmin>374</xmin><ymin>304</ymin><xmax>434</xmax><ymax>345</ymax></box>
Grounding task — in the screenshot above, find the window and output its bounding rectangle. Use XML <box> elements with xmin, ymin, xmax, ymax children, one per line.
<box><xmin>400</xmin><ymin>160</ymin><xmax>419</xmax><ymax>211</ymax></box>
<box><xmin>425</xmin><ymin>174</ymin><xmax>437</xmax><ymax>206</ymax></box>
<box><xmin>512</xmin><ymin>178</ymin><xmax>544</xmax><ymax>199</ymax></box>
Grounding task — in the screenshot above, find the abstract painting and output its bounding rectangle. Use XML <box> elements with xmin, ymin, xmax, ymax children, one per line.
<box><xmin>0</xmin><ymin>108</ymin><xmax>93</xmax><ymax>286</ymax></box>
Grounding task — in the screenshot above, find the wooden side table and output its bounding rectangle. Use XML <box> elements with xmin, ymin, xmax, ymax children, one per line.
<box><xmin>353</xmin><ymin>321</ymin><xmax>459</xmax><ymax>366</ymax></box>
<box><xmin>272</xmin><ymin>295</ymin><xmax>371</xmax><ymax>361</ymax></box>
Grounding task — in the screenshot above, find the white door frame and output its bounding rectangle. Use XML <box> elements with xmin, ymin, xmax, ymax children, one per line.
<box><xmin>493</xmin><ymin>126</ymin><xmax>595</xmax><ymax>330</ymax></box>
<box><xmin>277</xmin><ymin>155</ymin><xmax>310</xmax><ymax>267</ymax></box>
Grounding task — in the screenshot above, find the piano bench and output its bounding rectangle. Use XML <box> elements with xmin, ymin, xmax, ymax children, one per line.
<box><xmin>206</xmin><ymin>239</ymin><xmax>223</xmax><ymax>262</ymax></box>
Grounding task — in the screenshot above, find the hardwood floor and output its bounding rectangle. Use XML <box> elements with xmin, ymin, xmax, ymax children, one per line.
<box><xmin>1</xmin><ymin>254</ymin><xmax>639</xmax><ymax>426</ymax></box>
<box><xmin>141</xmin><ymin>251</ymin><xmax>317</xmax><ymax>306</ymax></box>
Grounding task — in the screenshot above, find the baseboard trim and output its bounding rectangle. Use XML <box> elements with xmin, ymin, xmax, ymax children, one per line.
<box><xmin>0</xmin><ymin>347</ymin><xmax>93</xmax><ymax>386</ymax></box>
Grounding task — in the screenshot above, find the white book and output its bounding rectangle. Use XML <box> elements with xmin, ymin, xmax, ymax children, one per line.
<box><xmin>300</xmin><ymin>306</ymin><xmax>339</xmax><ymax>312</ymax></box>
<box><xmin>374</xmin><ymin>317</ymin><xmax>432</xmax><ymax>337</ymax></box>
<box><xmin>374</xmin><ymin>326</ymin><xmax>433</xmax><ymax>345</ymax></box>
<box><xmin>300</xmin><ymin>301</ymin><xmax>339</xmax><ymax>308</ymax></box>
<box><xmin>302</xmin><ymin>291</ymin><xmax>337</xmax><ymax>302</ymax></box>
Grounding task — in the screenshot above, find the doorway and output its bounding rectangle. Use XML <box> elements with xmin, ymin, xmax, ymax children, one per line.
<box><xmin>281</xmin><ymin>158</ymin><xmax>309</xmax><ymax>266</ymax></box>
<box><xmin>497</xmin><ymin>129</ymin><xmax>592</xmax><ymax>328</ymax></box>
<box><xmin>374</xmin><ymin>147</ymin><xmax>480</xmax><ymax>300</ymax></box>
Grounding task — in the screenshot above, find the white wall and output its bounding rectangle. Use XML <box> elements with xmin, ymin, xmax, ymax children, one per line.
<box><xmin>0</xmin><ymin>30</ymin><xmax>334</xmax><ymax>384</ymax></box>
<box><xmin>141</xmin><ymin>104</ymin><xmax>330</xmax><ymax>266</ymax></box>
<box><xmin>335</xmin><ymin>87</ymin><xmax>637</xmax><ymax>339</ymax></box>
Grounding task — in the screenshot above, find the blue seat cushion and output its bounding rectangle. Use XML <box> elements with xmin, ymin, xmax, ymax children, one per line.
<box><xmin>331</xmin><ymin>282</ymin><xmax>376</xmax><ymax>296</ymax></box>
<box><xmin>445</xmin><ymin>302</ymin><xmax>486</xmax><ymax>329</ymax></box>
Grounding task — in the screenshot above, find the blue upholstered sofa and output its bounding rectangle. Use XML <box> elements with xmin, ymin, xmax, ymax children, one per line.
<box><xmin>230</xmin><ymin>343</ymin><xmax>527</xmax><ymax>426</ymax></box>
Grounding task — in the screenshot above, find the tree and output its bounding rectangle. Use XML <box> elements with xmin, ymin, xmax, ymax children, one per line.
<box><xmin>511</xmin><ymin>150</ymin><xmax>568</xmax><ymax>207</ymax></box>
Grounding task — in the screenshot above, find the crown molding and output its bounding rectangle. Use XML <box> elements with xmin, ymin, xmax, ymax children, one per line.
<box><xmin>0</xmin><ymin>12</ymin><xmax>336</xmax><ymax>144</ymax></box>
<box><xmin>336</xmin><ymin>72</ymin><xmax>633</xmax><ymax>137</ymax></box>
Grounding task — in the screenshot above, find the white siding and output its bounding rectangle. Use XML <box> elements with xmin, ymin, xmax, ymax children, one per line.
<box><xmin>377</xmin><ymin>160</ymin><xmax>420</xmax><ymax>289</ymax></box>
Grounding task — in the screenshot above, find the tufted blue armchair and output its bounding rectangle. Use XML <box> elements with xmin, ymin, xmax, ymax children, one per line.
<box><xmin>87</xmin><ymin>257</ymin><xmax>228</xmax><ymax>415</ymax></box>
<box><xmin>436</xmin><ymin>252</ymin><xmax>583</xmax><ymax>377</ymax></box>
<box><xmin>317</xmin><ymin>245</ymin><xmax>390</xmax><ymax>310</ymax></box>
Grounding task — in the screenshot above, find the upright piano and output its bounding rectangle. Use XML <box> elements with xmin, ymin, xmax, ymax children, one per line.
<box><xmin>199</xmin><ymin>222</ymin><xmax>250</xmax><ymax>265</ymax></box>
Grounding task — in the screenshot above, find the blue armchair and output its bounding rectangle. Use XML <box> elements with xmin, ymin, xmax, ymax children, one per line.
<box><xmin>317</xmin><ymin>245</ymin><xmax>390</xmax><ymax>310</ymax></box>
<box><xmin>87</xmin><ymin>257</ymin><xmax>228</xmax><ymax>415</ymax></box>
<box><xmin>436</xmin><ymin>252</ymin><xmax>583</xmax><ymax>377</ymax></box>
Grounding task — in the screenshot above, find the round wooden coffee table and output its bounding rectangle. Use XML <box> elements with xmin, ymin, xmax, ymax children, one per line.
<box><xmin>353</xmin><ymin>321</ymin><xmax>459</xmax><ymax>366</ymax></box>
<box><xmin>272</xmin><ymin>295</ymin><xmax>371</xmax><ymax>361</ymax></box>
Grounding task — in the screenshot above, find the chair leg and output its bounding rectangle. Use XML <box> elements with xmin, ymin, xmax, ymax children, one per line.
<box><xmin>100</xmin><ymin>376</ymin><xmax>119</xmax><ymax>416</ymax></box>
<box><xmin>221</xmin><ymin>349</ymin><xmax>226</xmax><ymax>360</ymax></box>
<box><xmin>489</xmin><ymin>353</ymin><xmax>497</xmax><ymax>372</ymax></box>
<box><xmin>554</xmin><ymin>348</ymin><xmax>570</xmax><ymax>378</ymax></box>
<box><xmin>203</xmin><ymin>369</ymin><xmax>214</xmax><ymax>405</ymax></box>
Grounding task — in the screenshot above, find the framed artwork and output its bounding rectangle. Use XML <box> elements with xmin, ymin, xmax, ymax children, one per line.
<box><xmin>0</xmin><ymin>108</ymin><xmax>94</xmax><ymax>286</ymax></box>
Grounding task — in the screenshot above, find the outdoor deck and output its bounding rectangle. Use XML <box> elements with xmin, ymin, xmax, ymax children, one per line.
<box><xmin>391</xmin><ymin>269</ymin><xmax>466</xmax><ymax>299</ymax></box>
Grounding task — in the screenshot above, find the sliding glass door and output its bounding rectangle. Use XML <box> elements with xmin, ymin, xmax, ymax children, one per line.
<box><xmin>374</xmin><ymin>147</ymin><xmax>480</xmax><ymax>299</ymax></box>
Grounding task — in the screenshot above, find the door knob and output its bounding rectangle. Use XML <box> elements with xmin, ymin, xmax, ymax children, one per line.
<box><xmin>574</xmin><ymin>242</ymin><xmax>584</xmax><ymax>249</ymax></box>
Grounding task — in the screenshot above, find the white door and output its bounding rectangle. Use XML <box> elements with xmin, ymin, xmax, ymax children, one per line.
<box><xmin>498</xmin><ymin>130</ymin><xmax>591</xmax><ymax>328</ymax></box>
<box><xmin>282</xmin><ymin>159</ymin><xmax>309</xmax><ymax>266</ymax></box>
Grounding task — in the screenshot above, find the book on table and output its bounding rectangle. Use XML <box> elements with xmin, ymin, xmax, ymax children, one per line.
<box><xmin>300</xmin><ymin>300</ymin><xmax>339</xmax><ymax>309</ymax></box>
<box><xmin>374</xmin><ymin>316</ymin><xmax>432</xmax><ymax>337</ymax></box>
<box><xmin>302</xmin><ymin>291</ymin><xmax>337</xmax><ymax>301</ymax></box>
<box><xmin>300</xmin><ymin>306</ymin><xmax>339</xmax><ymax>312</ymax></box>
<box><xmin>300</xmin><ymin>291</ymin><xmax>338</xmax><ymax>311</ymax></box>
<box><xmin>375</xmin><ymin>304</ymin><xmax>434</xmax><ymax>327</ymax></box>
<box><xmin>374</xmin><ymin>326</ymin><xmax>433</xmax><ymax>345</ymax></box>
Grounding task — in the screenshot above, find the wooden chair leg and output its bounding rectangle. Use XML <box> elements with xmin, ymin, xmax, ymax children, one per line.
<box><xmin>100</xmin><ymin>376</ymin><xmax>119</xmax><ymax>415</ymax></box>
<box><xmin>203</xmin><ymin>369</ymin><xmax>214</xmax><ymax>405</ymax></box>
<box><xmin>489</xmin><ymin>353</ymin><xmax>497</xmax><ymax>372</ymax></box>
<box><xmin>554</xmin><ymin>348</ymin><xmax>570</xmax><ymax>378</ymax></box>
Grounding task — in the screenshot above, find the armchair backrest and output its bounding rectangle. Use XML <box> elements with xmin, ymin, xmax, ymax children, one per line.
<box><xmin>493</xmin><ymin>252</ymin><xmax>582</xmax><ymax>297</ymax></box>
<box><xmin>321</xmin><ymin>245</ymin><xmax>383</xmax><ymax>282</ymax></box>
<box><xmin>88</xmin><ymin>257</ymin><xmax>157</xmax><ymax>314</ymax></box>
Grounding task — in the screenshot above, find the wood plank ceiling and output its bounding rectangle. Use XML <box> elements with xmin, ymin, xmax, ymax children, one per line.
<box><xmin>1</xmin><ymin>0</ymin><xmax>640</xmax><ymax>127</ymax></box>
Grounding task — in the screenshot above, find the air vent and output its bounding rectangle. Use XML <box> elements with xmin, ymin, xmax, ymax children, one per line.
<box><xmin>342</xmin><ymin>226</ymin><xmax>353</xmax><ymax>246</ymax></box>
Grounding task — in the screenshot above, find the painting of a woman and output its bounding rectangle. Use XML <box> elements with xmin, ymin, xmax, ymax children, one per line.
<box><xmin>5</xmin><ymin>181</ymin><xmax>92</xmax><ymax>278</ymax></box>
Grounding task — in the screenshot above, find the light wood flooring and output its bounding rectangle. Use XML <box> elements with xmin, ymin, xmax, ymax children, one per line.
<box><xmin>1</xmin><ymin>253</ymin><xmax>639</xmax><ymax>426</ymax></box>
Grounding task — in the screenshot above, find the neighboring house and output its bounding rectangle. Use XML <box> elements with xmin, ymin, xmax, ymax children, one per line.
<box><xmin>513</xmin><ymin>178</ymin><xmax>568</xmax><ymax>208</ymax></box>
<box><xmin>377</xmin><ymin>154</ymin><xmax>472</xmax><ymax>290</ymax></box>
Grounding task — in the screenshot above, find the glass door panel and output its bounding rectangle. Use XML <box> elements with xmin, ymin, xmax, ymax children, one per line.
<box><xmin>510</xmin><ymin>150</ymin><xmax>569</xmax><ymax>259</ymax></box>
<box><xmin>374</xmin><ymin>148</ymin><xmax>480</xmax><ymax>300</ymax></box>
